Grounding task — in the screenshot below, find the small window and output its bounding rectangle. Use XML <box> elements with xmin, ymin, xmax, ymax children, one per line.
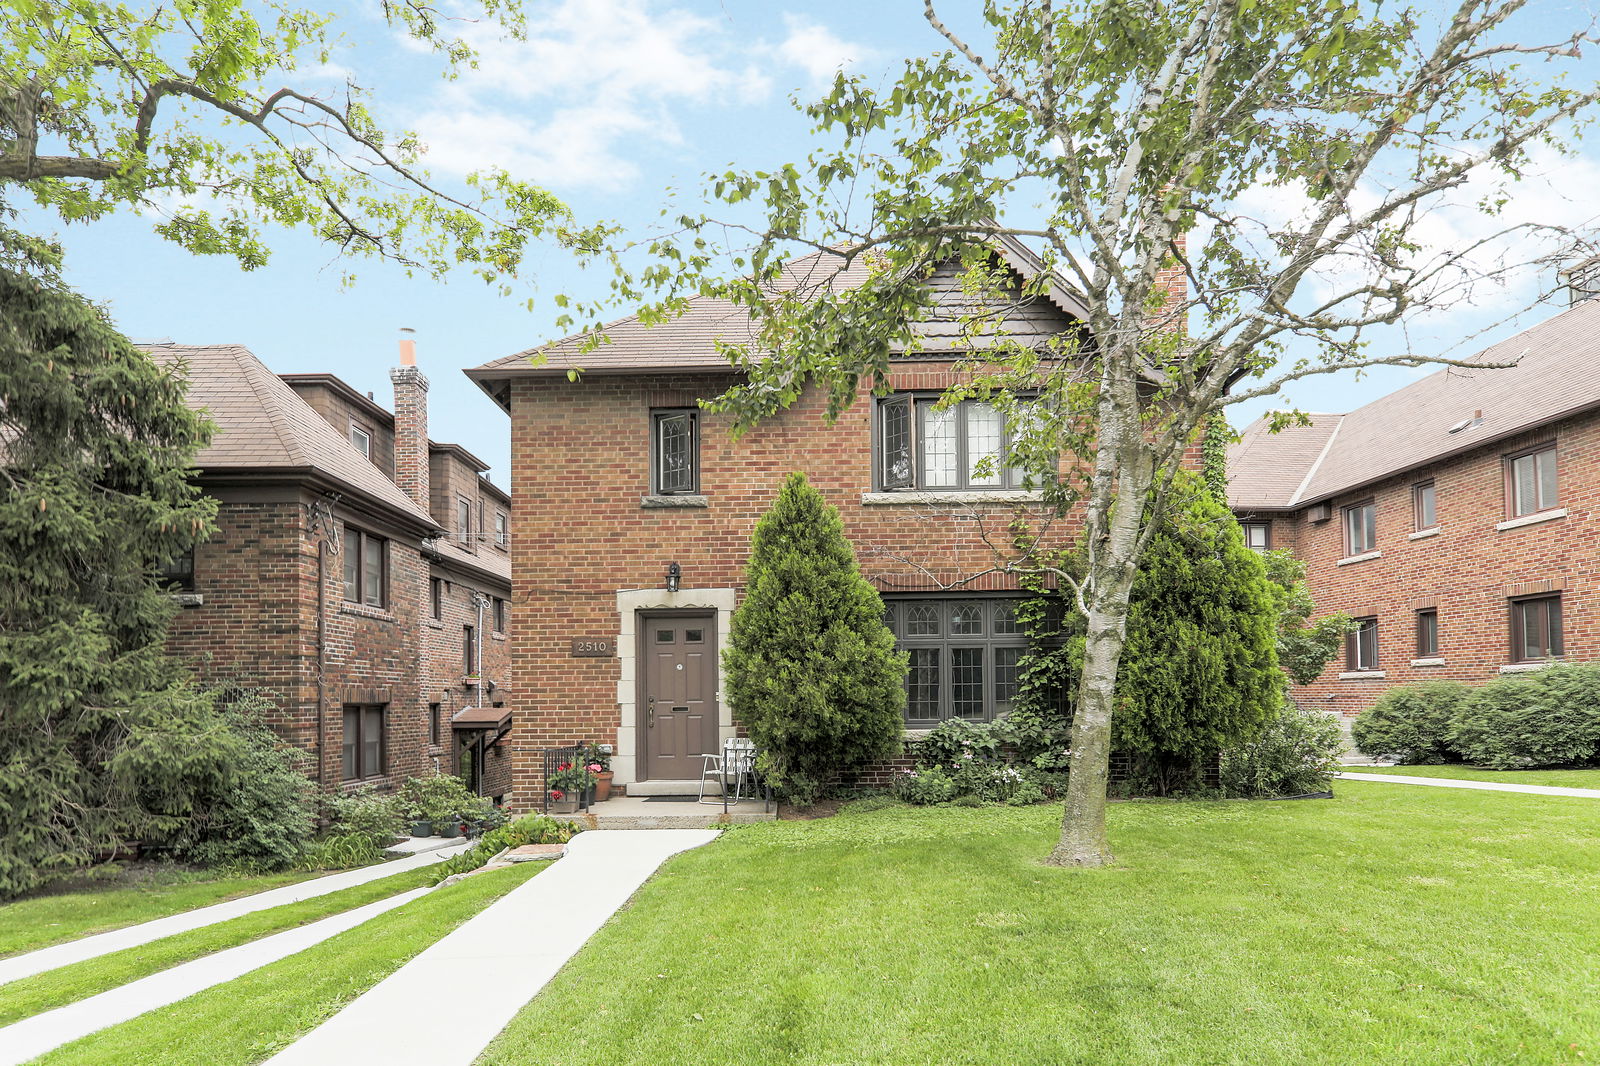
<box><xmin>428</xmin><ymin>703</ymin><xmax>441</xmax><ymax>746</ymax></box>
<box><xmin>342</xmin><ymin>527</ymin><xmax>386</xmax><ymax>608</ymax></box>
<box><xmin>656</xmin><ymin>629</ymin><xmax>674</xmax><ymax>643</ymax></box>
<box><xmin>349</xmin><ymin>423</ymin><xmax>372</xmax><ymax>460</ymax></box>
<box><xmin>1346</xmin><ymin>617</ymin><xmax>1378</xmax><ymax>671</ymax></box>
<box><xmin>463</xmin><ymin>625</ymin><xmax>478</xmax><ymax>676</ymax></box>
<box><xmin>430</xmin><ymin>577</ymin><xmax>443</xmax><ymax>620</ymax></box>
<box><xmin>685</xmin><ymin>628</ymin><xmax>704</xmax><ymax>643</ymax></box>
<box><xmin>1506</xmin><ymin>444</ymin><xmax>1557</xmax><ymax>517</ymax></box>
<box><xmin>1510</xmin><ymin>595</ymin><xmax>1563</xmax><ymax>662</ymax></box>
<box><xmin>1343</xmin><ymin>501</ymin><xmax>1376</xmax><ymax>556</ymax></box>
<box><xmin>493</xmin><ymin>597</ymin><xmax>507</xmax><ymax>634</ymax></box>
<box><xmin>494</xmin><ymin>510</ymin><xmax>509</xmax><ymax>548</ymax></box>
<box><xmin>342</xmin><ymin>704</ymin><xmax>385</xmax><ymax>780</ymax></box>
<box><xmin>876</xmin><ymin>395</ymin><xmax>1031</xmax><ymax>491</ymax></box>
<box><xmin>1241</xmin><ymin>522</ymin><xmax>1270</xmax><ymax>552</ymax></box>
<box><xmin>1413</xmin><ymin>482</ymin><xmax>1437</xmax><ymax>531</ymax></box>
<box><xmin>457</xmin><ymin>498</ymin><xmax>473</xmax><ymax>548</ymax></box>
<box><xmin>652</xmin><ymin>409</ymin><xmax>699</xmax><ymax>495</ymax></box>
<box><xmin>156</xmin><ymin>548</ymin><xmax>196</xmax><ymax>591</ymax></box>
<box><xmin>1416</xmin><ymin>609</ymin><xmax>1438</xmax><ymax>658</ymax></box>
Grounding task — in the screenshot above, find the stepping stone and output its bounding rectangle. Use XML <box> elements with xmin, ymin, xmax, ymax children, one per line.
<box><xmin>504</xmin><ymin>844</ymin><xmax>566</xmax><ymax>862</ymax></box>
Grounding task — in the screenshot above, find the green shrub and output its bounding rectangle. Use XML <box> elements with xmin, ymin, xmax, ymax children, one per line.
<box><xmin>296</xmin><ymin>832</ymin><xmax>385</xmax><ymax>871</ymax></box>
<box><xmin>427</xmin><ymin>813</ymin><xmax>581</xmax><ymax>884</ymax></box>
<box><xmin>1351</xmin><ymin>681</ymin><xmax>1470</xmax><ymax>763</ymax></box>
<box><xmin>1005</xmin><ymin>780</ymin><xmax>1047</xmax><ymax>806</ymax></box>
<box><xmin>1220</xmin><ymin>701</ymin><xmax>1343</xmax><ymax>798</ymax></box>
<box><xmin>723</xmin><ymin>473</ymin><xmax>906</xmax><ymax>806</ymax></box>
<box><xmin>401</xmin><ymin>773</ymin><xmax>482</xmax><ymax>827</ymax></box>
<box><xmin>1449</xmin><ymin>665</ymin><xmax>1600</xmax><ymax>768</ymax></box>
<box><xmin>325</xmin><ymin>787</ymin><xmax>405</xmax><ymax>846</ymax></box>
<box><xmin>896</xmin><ymin>766</ymin><xmax>957</xmax><ymax>805</ymax></box>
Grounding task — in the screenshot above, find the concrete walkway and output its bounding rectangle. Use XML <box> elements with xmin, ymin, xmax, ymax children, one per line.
<box><xmin>1337</xmin><ymin>772</ymin><xmax>1600</xmax><ymax>798</ymax></box>
<box><xmin>265</xmin><ymin>828</ymin><xmax>720</xmax><ymax>1066</ymax></box>
<box><xmin>0</xmin><ymin>843</ymin><xmax>470</xmax><ymax>988</ymax></box>
<box><xmin>0</xmin><ymin>885</ymin><xmax>433</xmax><ymax>1066</ymax></box>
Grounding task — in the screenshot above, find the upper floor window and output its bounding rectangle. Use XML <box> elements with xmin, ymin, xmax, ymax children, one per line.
<box><xmin>494</xmin><ymin>510</ymin><xmax>509</xmax><ymax>548</ymax></box>
<box><xmin>156</xmin><ymin>548</ymin><xmax>196</xmax><ymax>591</ymax></box>
<box><xmin>430</xmin><ymin>577</ymin><xmax>443</xmax><ymax>620</ymax></box>
<box><xmin>1510</xmin><ymin>595</ymin><xmax>1563</xmax><ymax>662</ymax></box>
<box><xmin>342</xmin><ymin>527</ymin><xmax>386</xmax><ymax>608</ymax></box>
<box><xmin>1506</xmin><ymin>443</ymin><xmax>1557</xmax><ymax>517</ymax></box>
<box><xmin>652</xmin><ymin>409</ymin><xmax>699</xmax><ymax>495</ymax></box>
<box><xmin>493</xmin><ymin>597</ymin><xmax>507</xmax><ymax>633</ymax></box>
<box><xmin>885</xmin><ymin>597</ymin><xmax>1028</xmax><ymax>725</ymax></box>
<box><xmin>1346</xmin><ymin>617</ymin><xmax>1378</xmax><ymax>671</ymax></box>
<box><xmin>878</xmin><ymin>396</ymin><xmax>1028</xmax><ymax>491</ymax></box>
<box><xmin>457</xmin><ymin>497</ymin><xmax>473</xmax><ymax>548</ymax></box>
<box><xmin>1241</xmin><ymin>522</ymin><xmax>1270</xmax><ymax>552</ymax></box>
<box><xmin>349</xmin><ymin>423</ymin><xmax>372</xmax><ymax>460</ymax></box>
<box><xmin>1343</xmin><ymin>501</ymin><xmax>1376</xmax><ymax>556</ymax></box>
<box><xmin>1413</xmin><ymin>481</ymin><xmax>1436</xmax><ymax>531</ymax></box>
<box><xmin>463</xmin><ymin>624</ymin><xmax>478</xmax><ymax>677</ymax></box>
<box><xmin>1416</xmin><ymin>608</ymin><xmax>1439</xmax><ymax>658</ymax></box>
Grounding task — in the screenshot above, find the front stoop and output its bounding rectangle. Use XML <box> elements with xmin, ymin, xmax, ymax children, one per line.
<box><xmin>549</xmin><ymin>795</ymin><xmax>775</xmax><ymax>830</ymax></box>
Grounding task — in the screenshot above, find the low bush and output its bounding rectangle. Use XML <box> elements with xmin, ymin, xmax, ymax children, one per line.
<box><xmin>427</xmin><ymin>813</ymin><xmax>582</xmax><ymax>884</ymax></box>
<box><xmin>324</xmin><ymin>787</ymin><xmax>405</xmax><ymax>846</ymax></box>
<box><xmin>295</xmin><ymin>833</ymin><xmax>386</xmax><ymax>872</ymax></box>
<box><xmin>1351</xmin><ymin>681</ymin><xmax>1470</xmax><ymax>763</ymax></box>
<box><xmin>1449</xmin><ymin>665</ymin><xmax>1600</xmax><ymax>768</ymax></box>
<box><xmin>401</xmin><ymin>773</ymin><xmax>486</xmax><ymax>829</ymax></box>
<box><xmin>896</xmin><ymin>766</ymin><xmax>957</xmax><ymax>805</ymax></box>
<box><xmin>1220</xmin><ymin>701</ymin><xmax>1343</xmax><ymax>798</ymax></box>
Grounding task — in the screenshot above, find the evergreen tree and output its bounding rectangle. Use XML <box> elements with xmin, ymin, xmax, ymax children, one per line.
<box><xmin>723</xmin><ymin>472</ymin><xmax>906</xmax><ymax>806</ymax></box>
<box><xmin>0</xmin><ymin>270</ymin><xmax>222</xmax><ymax>897</ymax></box>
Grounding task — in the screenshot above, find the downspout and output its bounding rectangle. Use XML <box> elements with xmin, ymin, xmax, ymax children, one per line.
<box><xmin>471</xmin><ymin>591</ymin><xmax>490</xmax><ymax>796</ymax></box>
<box><xmin>308</xmin><ymin>495</ymin><xmax>342</xmax><ymax>792</ymax></box>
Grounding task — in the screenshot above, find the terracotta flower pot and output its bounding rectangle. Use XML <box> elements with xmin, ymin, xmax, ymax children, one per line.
<box><xmin>593</xmin><ymin>771</ymin><xmax>614</xmax><ymax>802</ymax></box>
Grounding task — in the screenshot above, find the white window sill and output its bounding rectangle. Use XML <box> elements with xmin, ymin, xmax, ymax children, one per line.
<box><xmin>1496</xmin><ymin>508</ymin><xmax>1566</xmax><ymax>532</ymax></box>
<box><xmin>492</xmin><ymin>632</ymin><xmax>507</xmax><ymax>641</ymax></box>
<box><xmin>168</xmin><ymin>592</ymin><xmax>204</xmax><ymax>607</ymax></box>
<box><xmin>1407</xmin><ymin>527</ymin><xmax>1440</xmax><ymax>541</ymax></box>
<box><xmin>1410</xmin><ymin>658</ymin><xmax>1446</xmax><ymax>668</ymax></box>
<box><xmin>424</xmin><ymin>619</ymin><xmax>444</xmax><ymax>630</ymax></box>
<box><xmin>339</xmin><ymin>602</ymin><xmax>395</xmax><ymax>623</ymax></box>
<box><xmin>862</xmin><ymin>490</ymin><xmax>1045</xmax><ymax>506</ymax></box>
<box><xmin>1500</xmin><ymin>661</ymin><xmax>1558</xmax><ymax>674</ymax></box>
<box><xmin>641</xmin><ymin>494</ymin><xmax>709</xmax><ymax>508</ymax></box>
<box><xmin>902</xmin><ymin>728</ymin><xmax>934</xmax><ymax>741</ymax></box>
<box><xmin>1336</xmin><ymin>550</ymin><xmax>1382</xmax><ymax>567</ymax></box>
<box><xmin>1338</xmin><ymin>670</ymin><xmax>1386</xmax><ymax>680</ymax></box>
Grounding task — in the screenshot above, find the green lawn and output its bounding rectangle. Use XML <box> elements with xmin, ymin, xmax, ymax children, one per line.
<box><xmin>33</xmin><ymin>863</ymin><xmax>542</xmax><ymax>1066</ymax></box>
<box><xmin>480</xmin><ymin>789</ymin><xmax>1600</xmax><ymax>1066</ymax></box>
<box><xmin>0</xmin><ymin>866</ymin><xmax>436</xmax><ymax>1026</ymax></box>
<box><xmin>0</xmin><ymin>866</ymin><xmax>318</xmax><ymax>959</ymax></box>
<box><xmin>1341</xmin><ymin>765</ymin><xmax>1600</xmax><ymax>789</ymax></box>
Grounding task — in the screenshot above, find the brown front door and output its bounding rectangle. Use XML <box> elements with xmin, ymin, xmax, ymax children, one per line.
<box><xmin>640</xmin><ymin>613</ymin><xmax>718</xmax><ymax>781</ymax></box>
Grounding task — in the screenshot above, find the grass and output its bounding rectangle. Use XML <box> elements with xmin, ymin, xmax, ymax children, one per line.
<box><xmin>0</xmin><ymin>866</ymin><xmax>318</xmax><ymax>960</ymax></box>
<box><xmin>0</xmin><ymin>865</ymin><xmax>435</xmax><ymax>1027</ymax></box>
<box><xmin>479</xmin><ymin>787</ymin><xmax>1600</xmax><ymax>1066</ymax></box>
<box><xmin>32</xmin><ymin>862</ymin><xmax>542</xmax><ymax>1066</ymax></box>
<box><xmin>1341</xmin><ymin>764</ymin><xmax>1600</xmax><ymax>788</ymax></box>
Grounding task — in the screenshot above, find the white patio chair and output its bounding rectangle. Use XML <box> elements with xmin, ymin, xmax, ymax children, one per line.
<box><xmin>698</xmin><ymin>738</ymin><xmax>759</xmax><ymax>806</ymax></box>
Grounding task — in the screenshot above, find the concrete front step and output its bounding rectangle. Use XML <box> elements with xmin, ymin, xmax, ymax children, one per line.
<box><xmin>625</xmin><ymin>779</ymin><xmax>715</xmax><ymax>797</ymax></box>
<box><xmin>549</xmin><ymin>795</ymin><xmax>775</xmax><ymax>829</ymax></box>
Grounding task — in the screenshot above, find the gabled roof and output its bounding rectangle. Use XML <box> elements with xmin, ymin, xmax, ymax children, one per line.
<box><xmin>147</xmin><ymin>343</ymin><xmax>441</xmax><ymax>532</ymax></box>
<box><xmin>465</xmin><ymin>241</ymin><xmax>1089</xmax><ymax>411</ymax></box>
<box><xmin>1228</xmin><ymin>297</ymin><xmax>1600</xmax><ymax>509</ymax></box>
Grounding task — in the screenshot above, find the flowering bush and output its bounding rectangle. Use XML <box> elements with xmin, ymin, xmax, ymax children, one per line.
<box><xmin>548</xmin><ymin>761</ymin><xmax>595</xmax><ymax>796</ymax></box>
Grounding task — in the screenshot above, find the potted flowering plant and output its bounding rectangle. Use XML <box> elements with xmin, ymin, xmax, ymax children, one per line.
<box><xmin>547</xmin><ymin>762</ymin><xmax>593</xmax><ymax>813</ymax></box>
<box><xmin>582</xmin><ymin>744</ymin><xmax>614</xmax><ymax>802</ymax></box>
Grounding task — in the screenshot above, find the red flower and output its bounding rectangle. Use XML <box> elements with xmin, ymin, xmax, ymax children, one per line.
<box><xmin>549</xmin><ymin>789</ymin><xmax>564</xmax><ymax>801</ymax></box>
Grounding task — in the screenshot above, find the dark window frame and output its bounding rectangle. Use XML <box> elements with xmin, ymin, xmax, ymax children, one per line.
<box><xmin>651</xmin><ymin>408</ymin><xmax>700</xmax><ymax>495</ymax></box>
<box><xmin>1509</xmin><ymin>594</ymin><xmax>1564</xmax><ymax>663</ymax></box>
<box><xmin>885</xmin><ymin>596</ymin><xmax>1029</xmax><ymax>726</ymax></box>
<box><xmin>1504</xmin><ymin>442</ymin><xmax>1558</xmax><ymax>518</ymax></box>
<box><xmin>493</xmin><ymin>597</ymin><xmax>507</xmax><ymax>634</ymax></box>
<box><xmin>156</xmin><ymin>548</ymin><xmax>196</xmax><ymax>591</ymax></box>
<box><xmin>430</xmin><ymin>577</ymin><xmax>443</xmax><ymax>620</ymax></box>
<box><xmin>342</xmin><ymin>703</ymin><xmax>386</xmax><ymax>781</ymax></box>
<box><xmin>463</xmin><ymin>624</ymin><xmax>478</xmax><ymax>677</ymax></box>
<box><xmin>875</xmin><ymin>394</ymin><xmax>1033</xmax><ymax>492</ymax></box>
<box><xmin>1415</xmin><ymin>608</ymin><xmax>1439</xmax><ymax>659</ymax></box>
<box><xmin>428</xmin><ymin>703</ymin><xmax>441</xmax><ymax>746</ymax></box>
<box><xmin>342</xmin><ymin>527</ymin><xmax>387</xmax><ymax>608</ymax></box>
<box><xmin>1346</xmin><ymin>616</ymin><xmax>1379</xmax><ymax>671</ymax></box>
<box><xmin>1413</xmin><ymin>481</ymin><xmax>1437</xmax><ymax>531</ymax></box>
<box><xmin>1241</xmin><ymin>521</ymin><xmax>1271</xmax><ymax>552</ymax></box>
<box><xmin>1342</xmin><ymin>500</ymin><xmax>1377</xmax><ymax>556</ymax></box>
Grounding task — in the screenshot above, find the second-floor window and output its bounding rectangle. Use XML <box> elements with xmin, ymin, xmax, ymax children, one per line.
<box><xmin>493</xmin><ymin>597</ymin><xmax>507</xmax><ymax>633</ymax></box>
<box><xmin>652</xmin><ymin>409</ymin><xmax>699</xmax><ymax>494</ymax></box>
<box><xmin>457</xmin><ymin>498</ymin><xmax>473</xmax><ymax>547</ymax></box>
<box><xmin>1506</xmin><ymin>443</ymin><xmax>1557</xmax><ymax>517</ymax></box>
<box><xmin>430</xmin><ymin>577</ymin><xmax>442</xmax><ymax>620</ymax></box>
<box><xmin>1343</xmin><ymin>501</ymin><xmax>1376</xmax><ymax>556</ymax></box>
<box><xmin>877</xmin><ymin>396</ymin><xmax>1027</xmax><ymax>491</ymax></box>
<box><xmin>1241</xmin><ymin>522</ymin><xmax>1270</xmax><ymax>552</ymax></box>
<box><xmin>1346</xmin><ymin>617</ymin><xmax>1378</xmax><ymax>671</ymax></box>
<box><xmin>1510</xmin><ymin>595</ymin><xmax>1563</xmax><ymax>662</ymax></box>
<box><xmin>494</xmin><ymin>510</ymin><xmax>509</xmax><ymax>547</ymax></box>
<box><xmin>1416</xmin><ymin>609</ymin><xmax>1439</xmax><ymax>658</ymax></box>
<box><xmin>1413</xmin><ymin>481</ymin><xmax>1436</xmax><ymax>530</ymax></box>
<box><xmin>342</xmin><ymin>527</ymin><xmax>386</xmax><ymax>608</ymax></box>
<box><xmin>463</xmin><ymin>624</ymin><xmax>477</xmax><ymax>677</ymax></box>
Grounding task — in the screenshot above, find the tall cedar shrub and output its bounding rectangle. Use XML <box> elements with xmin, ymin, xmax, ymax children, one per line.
<box><xmin>723</xmin><ymin>472</ymin><xmax>907</xmax><ymax>805</ymax></box>
<box><xmin>1351</xmin><ymin>681</ymin><xmax>1471</xmax><ymax>764</ymax></box>
<box><xmin>1449</xmin><ymin>664</ymin><xmax>1600</xmax><ymax>769</ymax></box>
<box><xmin>0</xmin><ymin>270</ymin><xmax>220</xmax><ymax>897</ymax></box>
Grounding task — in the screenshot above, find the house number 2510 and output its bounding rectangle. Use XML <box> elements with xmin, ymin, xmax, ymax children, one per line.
<box><xmin>570</xmin><ymin>638</ymin><xmax>614</xmax><ymax>657</ymax></box>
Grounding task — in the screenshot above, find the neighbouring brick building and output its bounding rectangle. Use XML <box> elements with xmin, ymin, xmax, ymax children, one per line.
<box><xmin>465</xmin><ymin>241</ymin><xmax>1203</xmax><ymax>807</ymax></box>
<box><xmin>150</xmin><ymin>340</ymin><xmax>514</xmax><ymax>800</ymax></box>
<box><xmin>1228</xmin><ymin>289</ymin><xmax>1600</xmax><ymax>718</ymax></box>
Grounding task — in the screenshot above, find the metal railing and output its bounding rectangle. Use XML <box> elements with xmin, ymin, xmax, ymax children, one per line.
<box><xmin>541</xmin><ymin>743</ymin><xmax>592</xmax><ymax>814</ymax></box>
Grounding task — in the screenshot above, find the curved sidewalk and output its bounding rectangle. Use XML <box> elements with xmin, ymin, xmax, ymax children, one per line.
<box><xmin>1337</xmin><ymin>772</ymin><xmax>1600</xmax><ymax>798</ymax></box>
<box><xmin>265</xmin><ymin>828</ymin><xmax>720</xmax><ymax>1066</ymax></box>
<box><xmin>0</xmin><ymin>843</ymin><xmax>470</xmax><ymax>987</ymax></box>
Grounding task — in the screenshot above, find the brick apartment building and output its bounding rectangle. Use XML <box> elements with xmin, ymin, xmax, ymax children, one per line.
<box><xmin>150</xmin><ymin>341</ymin><xmax>514</xmax><ymax>800</ymax></box>
<box><xmin>1228</xmin><ymin>292</ymin><xmax>1600</xmax><ymax>718</ymax></box>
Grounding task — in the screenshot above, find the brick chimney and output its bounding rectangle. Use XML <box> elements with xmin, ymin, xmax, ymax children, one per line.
<box><xmin>1147</xmin><ymin>229</ymin><xmax>1189</xmax><ymax>338</ymax></box>
<box><xmin>390</xmin><ymin>330</ymin><xmax>430</xmax><ymax>509</ymax></box>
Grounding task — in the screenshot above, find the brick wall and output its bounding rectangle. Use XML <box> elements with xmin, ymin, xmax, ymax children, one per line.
<box><xmin>422</xmin><ymin>561</ymin><xmax>514</xmax><ymax>800</ymax></box>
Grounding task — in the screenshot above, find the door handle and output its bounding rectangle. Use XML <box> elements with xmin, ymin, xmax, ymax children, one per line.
<box><xmin>647</xmin><ymin>695</ymin><xmax>655</xmax><ymax>729</ymax></box>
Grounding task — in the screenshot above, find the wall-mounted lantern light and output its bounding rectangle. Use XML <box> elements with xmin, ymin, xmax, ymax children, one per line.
<box><xmin>666</xmin><ymin>561</ymin><xmax>681</xmax><ymax>593</ymax></box>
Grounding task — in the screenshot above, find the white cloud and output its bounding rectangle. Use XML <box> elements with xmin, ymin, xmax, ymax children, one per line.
<box><xmin>769</xmin><ymin>13</ymin><xmax>881</xmax><ymax>89</ymax></box>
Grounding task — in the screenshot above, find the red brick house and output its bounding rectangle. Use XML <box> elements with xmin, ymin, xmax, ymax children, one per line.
<box><xmin>150</xmin><ymin>341</ymin><xmax>514</xmax><ymax>800</ymax></box>
<box><xmin>465</xmin><ymin>245</ymin><xmax>1102</xmax><ymax>806</ymax></box>
<box><xmin>1228</xmin><ymin>292</ymin><xmax>1600</xmax><ymax>718</ymax></box>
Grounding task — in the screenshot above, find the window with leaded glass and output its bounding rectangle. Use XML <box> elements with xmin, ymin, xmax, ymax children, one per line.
<box><xmin>884</xmin><ymin>597</ymin><xmax>1031</xmax><ymax>725</ymax></box>
<box><xmin>876</xmin><ymin>395</ymin><xmax>1033</xmax><ymax>491</ymax></box>
<box><xmin>652</xmin><ymin>409</ymin><xmax>699</xmax><ymax>494</ymax></box>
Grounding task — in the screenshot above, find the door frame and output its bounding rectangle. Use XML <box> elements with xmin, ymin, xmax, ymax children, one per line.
<box><xmin>634</xmin><ymin>608</ymin><xmax>720</xmax><ymax>781</ymax></box>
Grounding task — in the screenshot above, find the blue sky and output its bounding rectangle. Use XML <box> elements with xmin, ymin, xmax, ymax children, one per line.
<box><xmin>26</xmin><ymin>0</ymin><xmax>1600</xmax><ymax>479</ymax></box>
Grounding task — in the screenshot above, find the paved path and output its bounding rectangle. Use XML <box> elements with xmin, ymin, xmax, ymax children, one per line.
<box><xmin>0</xmin><ymin>885</ymin><xmax>433</xmax><ymax>1066</ymax></box>
<box><xmin>0</xmin><ymin>844</ymin><xmax>470</xmax><ymax>988</ymax></box>
<box><xmin>265</xmin><ymin>828</ymin><xmax>720</xmax><ymax>1066</ymax></box>
<box><xmin>1337</xmin><ymin>772</ymin><xmax>1600</xmax><ymax>798</ymax></box>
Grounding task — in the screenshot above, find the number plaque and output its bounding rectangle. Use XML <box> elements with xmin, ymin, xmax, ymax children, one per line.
<box><xmin>570</xmin><ymin>638</ymin><xmax>615</xmax><ymax>657</ymax></box>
